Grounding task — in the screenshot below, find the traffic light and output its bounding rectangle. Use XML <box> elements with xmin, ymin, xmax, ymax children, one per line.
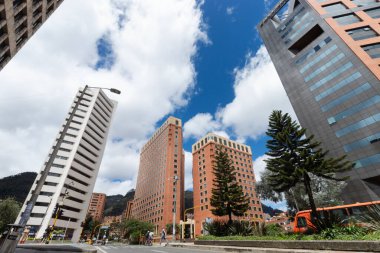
<box><xmin>58</xmin><ymin>209</ymin><xmax>64</xmax><ymax>218</ymax></box>
<box><xmin>52</xmin><ymin>204</ymin><xmax>59</xmax><ymax>218</ymax></box>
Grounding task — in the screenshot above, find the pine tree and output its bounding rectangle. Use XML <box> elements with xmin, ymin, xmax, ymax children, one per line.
<box><xmin>264</xmin><ymin>110</ymin><xmax>352</xmax><ymax>223</ymax></box>
<box><xmin>210</xmin><ymin>146</ymin><xmax>249</xmax><ymax>224</ymax></box>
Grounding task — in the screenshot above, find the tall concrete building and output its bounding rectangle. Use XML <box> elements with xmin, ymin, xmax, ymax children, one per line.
<box><xmin>131</xmin><ymin>116</ymin><xmax>185</xmax><ymax>234</ymax></box>
<box><xmin>0</xmin><ymin>0</ymin><xmax>64</xmax><ymax>70</ymax></box>
<box><xmin>258</xmin><ymin>0</ymin><xmax>380</xmax><ymax>203</ymax></box>
<box><xmin>86</xmin><ymin>193</ymin><xmax>106</xmax><ymax>222</ymax></box>
<box><xmin>16</xmin><ymin>87</ymin><xmax>117</xmax><ymax>242</ymax></box>
<box><xmin>192</xmin><ymin>133</ymin><xmax>263</xmax><ymax>236</ymax></box>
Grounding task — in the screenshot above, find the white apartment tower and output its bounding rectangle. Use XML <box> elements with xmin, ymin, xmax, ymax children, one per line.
<box><xmin>16</xmin><ymin>87</ymin><xmax>117</xmax><ymax>242</ymax></box>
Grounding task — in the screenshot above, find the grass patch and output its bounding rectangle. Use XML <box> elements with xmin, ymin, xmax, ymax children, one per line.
<box><xmin>198</xmin><ymin>231</ymin><xmax>380</xmax><ymax>241</ymax></box>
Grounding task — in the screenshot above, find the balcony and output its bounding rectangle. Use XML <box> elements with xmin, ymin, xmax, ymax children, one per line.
<box><xmin>0</xmin><ymin>32</ymin><xmax>7</xmax><ymax>44</ymax></box>
<box><xmin>0</xmin><ymin>42</ymin><xmax>9</xmax><ymax>55</ymax></box>
<box><xmin>15</xmin><ymin>25</ymin><xmax>26</xmax><ymax>38</ymax></box>
<box><xmin>32</xmin><ymin>1</ymin><xmax>42</xmax><ymax>12</ymax></box>
<box><xmin>0</xmin><ymin>20</ymin><xmax>5</xmax><ymax>29</ymax></box>
<box><xmin>13</xmin><ymin>1</ymin><xmax>26</xmax><ymax>15</ymax></box>
<box><xmin>14</xmin><ymin>15</ymin><xmax>27</xmax><ymax>28</ymax></box>
<box><xmin>0</xmin><ymin>4</ymin><xmax>4</xmax><ymax>12</ymax></box>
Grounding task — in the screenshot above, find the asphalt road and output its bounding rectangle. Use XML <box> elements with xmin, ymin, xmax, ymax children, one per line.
<box><xmin>95</xmin><ymin>244</ymin><xmax>222</xmax><ymax>253</ymax></box>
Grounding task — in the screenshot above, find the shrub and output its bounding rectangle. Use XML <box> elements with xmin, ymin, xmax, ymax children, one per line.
<box><xmin>352</xmin><ymin>204</ymin><xmax>380</xmax><ymax>231</ymax></box>
<box><xmin>265</xmin><ymin>224</ymin><xmax>284</xmax><ymax>237</ymax></box>
<box><xmin>203</xmin><ymin>219</ymin><xmax>229</xmax><ymax>236</ymax></box>
<box><xmin>228</xmin><ymin>220</ymin><xmax>253</xmax><ymax>236</ymax></box>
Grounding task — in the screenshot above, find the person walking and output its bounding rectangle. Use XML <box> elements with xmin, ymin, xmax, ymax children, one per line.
<box><xmin>149</xmin><ymin>231</ymin><xmax>154</xmax><ymax>245</ymax></box>
<box><xmin>160</xmin><ymin>228</ymin><xmax>168</xmax><ymax>246</ymax></box>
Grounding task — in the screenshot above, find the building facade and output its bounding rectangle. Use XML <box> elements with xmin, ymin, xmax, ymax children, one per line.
<box><xmin>87</xmin><ymin>193</ymin><xmax>106</xmax><ymax>222</ymax></box>
<box><xmin>16</xmin><ymin>87</ymin><xmax>117</xmax><ymax>242</ymax></box>
<box><xmin>192</xmin><ymin>133</ymin><xmax>263</xmax><ymax>236</ymax></box>
<box><xmin>258</xmin><ymin>0</ymin><xmax>380</xmax><ymax>203</ymax></box>
<box><xmin>131</xmin><ymin>116</ymin><xmax>185</xmax><ymax>235</ymax></box>
<box><xmin>0</xmin><ymin>0</ymin><xmax>64</xmax><ymax>70</ymax></box>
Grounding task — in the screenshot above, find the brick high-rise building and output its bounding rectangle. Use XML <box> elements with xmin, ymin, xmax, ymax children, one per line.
<box><xmin>258</xmin><ymin>0</ymin><xmax>380</xmax><ymax>203</ymax></box>
<box><xmin>131</xmin><ymin>116</ymin><xmax>184</xmax><ymax>234</ymax></box>
<box><xmin>16</xmin><ymin>87</ymin><xmax>117</xmax><ymax>242</ymax></box>
<box><xmin>0</xmin><ymin>0</ymin><xmax>64</xmax><ymax>70</ymax></box>
<box><xmin>87</xmin><ymin>193</ymin><xmax>106</xmax><ymax>222</ymax></box>
<box><xmin>192</xmin><ymin>133</ymin><xmax>263</xmax><ymax>236</ymax></box>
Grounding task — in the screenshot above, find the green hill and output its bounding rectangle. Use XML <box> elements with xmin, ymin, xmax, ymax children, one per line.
<box><xmin>104</xmin><ymin>189</ymin><xmax>135</xmax><ymax>216</ymax></box>
<box><xmin>0</xmin><ymin>172</ymin><xmax>37</xmax><ymax>203</ymax></box>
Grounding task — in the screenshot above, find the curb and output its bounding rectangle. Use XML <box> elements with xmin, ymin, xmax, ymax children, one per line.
<box><xmin>17</xmin><ymin>244</ymin><xmax>97</xmax><ymax>252</ymax></box>
<box><xmin>195</xmin><ymin>240</ymin><xmax>380</xmax><ymax>252</ymax></box>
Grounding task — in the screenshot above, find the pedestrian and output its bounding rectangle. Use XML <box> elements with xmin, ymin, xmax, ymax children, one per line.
<box><xmin>160</xmin><ymin>228</ymin><xmax>168</xmax><ymax>246</ymax></box>
<box><xmin>149</xmin><ymin>231</ymin><xmax>154</xmax><ymax>245</ymax></box>
<box><xmin>145</xmin><ymin>230</ymin><xmax>150</xmax><ymax>246</ymax></box>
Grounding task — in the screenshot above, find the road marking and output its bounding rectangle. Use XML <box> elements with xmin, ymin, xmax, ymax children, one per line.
<box><xmin>95</xmin><ymin>246</ymin><xmax>108</xmax><ymax>253</ymax></box>
<box><xmin>151</xmin><ymin>250</ymin><xmax>168</xmax><ymax>253</ymax></box>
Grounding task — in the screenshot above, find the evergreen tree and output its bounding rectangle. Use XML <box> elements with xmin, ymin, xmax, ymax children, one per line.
<box><xmin>264</xmin><ymin>110</ymin><xmax>352</xmax><ymax>222</ymax></box>
<box><xmin>210</xmin><ymin>146</ymin><xmax>249</xmax><ymax>223</ymax></box>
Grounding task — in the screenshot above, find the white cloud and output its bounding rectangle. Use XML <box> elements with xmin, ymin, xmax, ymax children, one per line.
<box><xmin>0</xmin><ymin>0</ymin><xmax>206</xmax><ymax>196</ymax></box>
<box><xmin>184</xmin><ymin>151</ymin><xmax>193</xmax><ymax>190</ymax></box>
<box><xmin>220</xmin><ymin>46</ymin><xmax>297</xmax><ymax>140</ymax></box>
<box><xmin>183</xmin><ymin>113</ymin><xmax>221</xmax><ymax>140</ymax></box>
<box><xmin>226</xmin><ymin>6</ymin><xmax>234</xmax><ymax>15</ymax></box>
<box><xmin>253</xmin><ymin>154</ymin><xmax>269</xmax><ymax>182</ymax></box>
<box><xmin>183</xmin><ymin>46</ymin><xmax>296</xmax><ymax>143</ymax></box>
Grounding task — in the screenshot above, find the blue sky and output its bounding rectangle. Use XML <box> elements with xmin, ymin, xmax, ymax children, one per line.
<box><xmin>161</xmin><ymin>0</ymin><xmax>275</xmax><ymax>156</ymax></box>
<box><xmin>0</xmin><ymin>0</ymin><xmax>293</xmax><ymax>210</ymax></box>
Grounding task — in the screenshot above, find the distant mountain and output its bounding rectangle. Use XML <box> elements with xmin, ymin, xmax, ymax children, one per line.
<box><xmin>0</xmin><ymin>173</ymin><xmax>283</xmax><ymax>217</ymax></box>
<box><xmin>184</xmin><ymin>190</ymin><xmax>193</xmax><ymax>212</ymax></box>
<box><xmin>104</xmin><ymin>189</ymin><xmax>135</xmax><ymax>216</ymax></box>
<box><xmin>262</xmin><ymin>203</ymin><xmax>284</xmax><ymax>216</ymax></box>
<box><xmin>0</xmin><ymin>172</ymin><xmax>37</xmax><ymax>203</ymax></box>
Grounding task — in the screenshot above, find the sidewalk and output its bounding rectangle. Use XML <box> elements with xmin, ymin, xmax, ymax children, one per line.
<box><xmin>169</xmin><ymin>242</ymin><xmax>377</xmax><ymax>253</ymax></box>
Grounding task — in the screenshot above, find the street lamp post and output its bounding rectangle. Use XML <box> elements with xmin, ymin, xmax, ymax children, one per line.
<box><xmin>1</xmin><ymin>85</ymin><xmax>120</xmax><ymax>253</ymax></box>
<box><xmin>172</xmin><ymin>176</ymin><xmax>179</xmax><ymax>242</ymax></box>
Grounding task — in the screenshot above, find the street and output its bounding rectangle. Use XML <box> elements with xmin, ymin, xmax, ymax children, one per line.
<box><xmin>95</xmin><ymin>244</ymin><xmax>222</xmax><ymax>253</ymax></box>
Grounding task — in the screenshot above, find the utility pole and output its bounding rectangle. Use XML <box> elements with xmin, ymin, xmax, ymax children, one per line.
<box><xmin>172</xmin><ymin>176</ymin><xmax>178</xmax><ymax>242</ymax></box>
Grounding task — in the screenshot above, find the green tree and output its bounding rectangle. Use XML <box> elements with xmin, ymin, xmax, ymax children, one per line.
<box><xmin>0</xmin><ymin>198</ymin><xmax>20</xmax><ymax>233</ymax></box>
<box><xmin>264</xmin><ymin>110</ymin><xmax>352</xmax><ymax>222</ymax></box>
<box><xmin>210</xmin><ymin>146</ymin><xmax>249</xmax><ymax>224</ymax></box>
<box><xmin>122</xmin><ymin>219</ymin><xmax>153</xmax><ymax>244</ymax></box>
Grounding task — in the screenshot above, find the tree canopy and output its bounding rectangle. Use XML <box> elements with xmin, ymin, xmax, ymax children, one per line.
<box><xmin>264</xmin><ymin>110</ymin><xmax>352</xmax><ymax>220</ymax></box>
<box><xmin>0</xmin><ymin>198</ymin><xmax>20</xmax><ymax>233</ymax></box>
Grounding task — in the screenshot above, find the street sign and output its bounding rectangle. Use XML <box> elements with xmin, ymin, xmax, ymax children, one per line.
<box><xmin>100</xmin><ymin>226</ymin><xmax>109</xmax><ymax>229</ymax></box>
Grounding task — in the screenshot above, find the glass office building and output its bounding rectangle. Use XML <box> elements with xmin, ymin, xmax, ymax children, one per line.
<box><xmin>258</xmin><ymin>0</ymin><xmax>380</xmax><ymax>203</ymax></box>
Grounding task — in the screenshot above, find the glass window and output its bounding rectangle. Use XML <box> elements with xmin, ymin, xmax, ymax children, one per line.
<box><xmin>351</xmin><ymin>0</ymin><xmax>379</xmax><ymax>7</ymax></box>
<box><xmin>354</xmin><ymin>154</ymin><xmax>380</xmax><ymax>169</ymax></box>
<box><xmin>315</xmin><ymin>72</ymin><xmax>362</xmax><ymax>101</ymax></box>
<box><xmin>347</xmin><ymin>26</ymin><xmax>378</xmax><ymax>41</ymax></box>
<box><xmin>321</xmin><ymin>82</ymin><xmax>371</xmax><ymax>112</ymax></box>
<box><xmin>362</xmin><ymin>43</ymin><xmax>380</xmax><ymax>59</ymax></box>
<box><xmin>365</xmin><ymin>6</ymin><xmax>380</xmax><ymax>19</ymax></box>
<box><xmin>323</xmin><ymin>3</ymin><xmax>347</xmax><ymax>13</ymax></box>
<box><xmin>328</xmin><ymin>95</ymin><xmax>380</xmax><ymax>126</ymax></box>
<box><xmin>310</xmin><ymin>62</ymin><xmax>353</xmax><ymax>91</ymax></box>
<box><xmin>296</xmin><ymin>37</ymin><xmax>332</xmax><ymax>65</ymax></box>
<box><xmin>297</xmin><ymin>217</ymin><xmax>308</xmax><ymax>228</ymax></box>
<box><xmin>344</xmin><ymin>132</ymin><xmax>380</xmax><ymax>152</ymax></box>
<box><xmin>333</xmin><ymin>13</ymin><xmax>361</xmax><ymax>25</ymax></box>
<box><xmin>336</xmin><ymin>113</ymin><xmax>380</xmax><ymax>137</ymax></box>
<box><xmin>281</xmin><ymin>12</ymin><xmax>310</xmax><ymax>39</ymax></box>
<box><xmin>300</xmin><ymin>44</ymin><xmax>337</xmax><ymax>74</ymax></box>
<box><xmin>304</xmin><ymin>53</ymin><xmax>345</xmax><ymax>82</ymax></box>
